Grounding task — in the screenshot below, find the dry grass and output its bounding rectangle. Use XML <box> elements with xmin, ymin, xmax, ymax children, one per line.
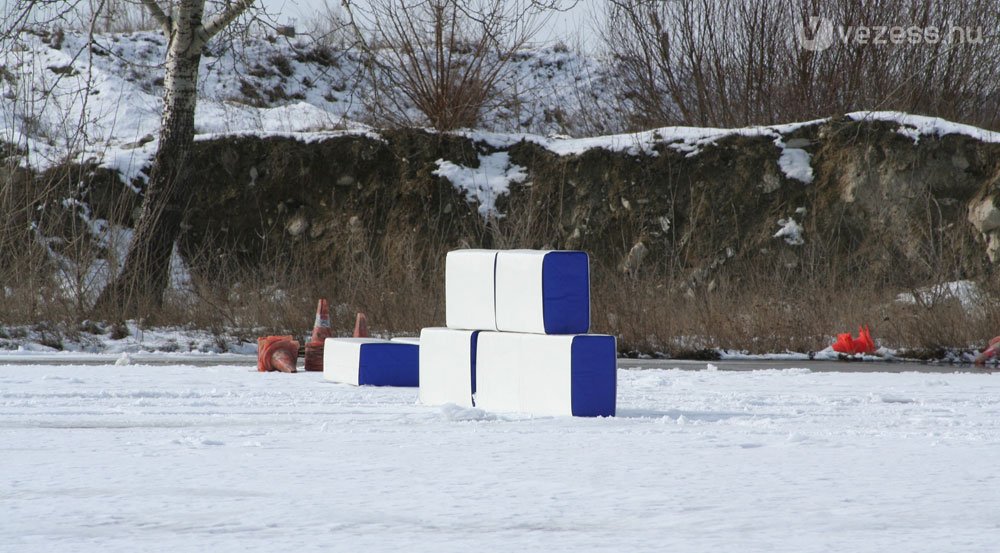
<box><xmin>4</xmin><ymin>230</ymin><xmax>997</xmax><ymax>356</ymax></box>
<box><xmin>3</xmin><ymin>145</ymin><xmax>997</xmax><ymax>357</ymax></box>
<box><xmin>5</xmin><ymin>169</ymin><xmax>997</xmax><ymax>356</ymax></box>
<box><xmin>591</xmin><ymin>261</ymin><xmax>1000</xmax><ymax>358</ymax></box>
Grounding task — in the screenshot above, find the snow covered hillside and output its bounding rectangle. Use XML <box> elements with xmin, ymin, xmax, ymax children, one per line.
<box><xmin>2</xmin><ymin>362</ymin><xmax>998</xmax><ymax>552</ymax></box>
<box><xmin>0</xmin><ymin>28</ymin><xmax>610</xmax><ymax>181</ymax></box>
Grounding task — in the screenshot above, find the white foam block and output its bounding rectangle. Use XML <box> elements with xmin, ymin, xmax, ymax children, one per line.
<box><xmin>391</xmin><ymin>337</ymin><xmax>420</xmax><ymax>345</ymax></box>
<box><xmin>323</xmin><ymin>338</ymin><xmax>419</xmax><ymax>387</ymax></box>
<box><xmin>476</xmin><ymin>332</ymin><xmax>616</xmax><ymax>417</ymax></box>
<box><xmin>494</xmin><ymin>250</ymin><xmax>590</xmax><ymax>334</ymax></box>
<box><xmin>445</xmin><ymin>249</ymin><xmax>498</xmax><ymax>331</ymax></box>
<box><xmin>418</xmin><ymin>327</ymin><xmax>479</xmax><ymax>408</ymax></box>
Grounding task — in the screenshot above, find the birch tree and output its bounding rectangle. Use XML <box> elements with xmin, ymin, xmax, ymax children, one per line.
<box><xmin>94</xmin><ymin>0</ymin><xmax>256</xmax><ymax>316</ymax></box>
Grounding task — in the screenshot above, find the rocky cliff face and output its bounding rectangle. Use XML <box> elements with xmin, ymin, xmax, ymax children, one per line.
<box><xmin>178</xmin><ymin>117</ymin><xmax>1000</xmax><ymax>296</ymax></box>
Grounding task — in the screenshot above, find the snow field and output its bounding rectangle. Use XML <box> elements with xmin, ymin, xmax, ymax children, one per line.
<box><xmin>2</xmin><ymin>363</ymin><xmax>999</xmax><ymax>552</ymax></box>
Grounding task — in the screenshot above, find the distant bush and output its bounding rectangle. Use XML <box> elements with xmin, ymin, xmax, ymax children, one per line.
<box><xmin>343</xmin><ymin>0</ymin><xmax>557</xmax><ymax>131</ymax></box>
<box><xmin>602</xmin><ymin>0</ymin><xmax>1000</xmax><ymax>131</ymax></box>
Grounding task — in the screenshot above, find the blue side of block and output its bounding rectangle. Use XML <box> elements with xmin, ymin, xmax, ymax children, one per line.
<box><xmin>570</xmin><ymin>335</ymin><xmax>616</xmax><ymax>417</ymax></box>
<box><xmin>541</xmin><ymin>251</ymin><xmax>590</xmax><ymax>334</ymax></box>
<box><xmin>358</xmin><ymin>343</ymin><xmax>419</xmax><ymax>387</ymax></box>
<box><xmin>469</xmin><ymin>331</ymin><xmax>480</xmax><ymax>395</ymax></box>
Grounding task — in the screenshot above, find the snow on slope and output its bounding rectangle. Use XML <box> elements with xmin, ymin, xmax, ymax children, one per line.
<box><xmin>849</xmin><ymin>111</ymin><xmax>1000</xmax><ymax>144</ymax></box>
<box><xmin>8</xmin><ymin>30</ymin><xmax>1000</xmax><ymax>174</ymax></box>
<box><xmin>2</xmin><ymin>363</ymin><xmax>998</xmax><ymax>552</ymax></box>
<box><xmin>1</xmin><ymin>30</ymin><xmax>608</xmax><ymax>180</ymax></box>
<box><xmin>9</xmin><ymin>30</ymin><xmax>1000</xmax><ymax>224</ymax></box>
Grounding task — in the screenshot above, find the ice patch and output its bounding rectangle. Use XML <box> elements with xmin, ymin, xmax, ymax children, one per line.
<box><xmin>173</xmin><ymin>436</ymin><xmax>226</xmax><ymax>447</ymax></box>
<box><xmin>786</xmin><ymin>432</ymin><xmax>809</xmax><ymax>443</ymax></box>
<box><xmin>872</xmin><ymin>393</ymin><xmax>916</xmax><ymax>404</ymax></box>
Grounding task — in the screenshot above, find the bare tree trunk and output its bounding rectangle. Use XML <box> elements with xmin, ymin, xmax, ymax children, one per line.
<box><xmin>94</xmin><ymin>0</ymin><xmax>253</xmax><ymax>317</ymax></box>
<box><xmin>97</xmin><ymin>53</ymin><xmax>202</xmax><ymax>315</ymax></box>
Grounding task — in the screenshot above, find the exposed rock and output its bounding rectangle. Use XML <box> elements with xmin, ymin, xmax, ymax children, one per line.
<box><xmin>38</xmin><ymin>118</ymin><xmax>1000</xmax><ymax>299</ymax></box>
<box><xmin>285</xmin><ymin>213</ymin><xmax>308</xmax><ymax>237</ymax></box>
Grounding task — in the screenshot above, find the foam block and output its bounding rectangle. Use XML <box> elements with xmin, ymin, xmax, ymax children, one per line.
<box><xmin>445</xmin><ymin>249</ymin><xmax>499</xmax><ymax>331</ymax></box>
<box><xmin>476</xmin><ymin>332</ymin><xmax>616</xmax><ymax>417</ymax></box>
<box><xmin>494</xmin><ymin>250</ymin><xmax>590</xmax><ymax>334</ymax></box>
<box><xmin>323</xmin><ymin>338</ymin><xmax>419</xmax><ymax>387</ymax></box>
<box><xmin>391</xmin><ymin>337</ymin><xmax>421</xmax><ymax>345</ymax></box>
<box><xmin>417</xmin><ymin>327</ymin><xmax>479</xmax><ymax>408</ymax></box>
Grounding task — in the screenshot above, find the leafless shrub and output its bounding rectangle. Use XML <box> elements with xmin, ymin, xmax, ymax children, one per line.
<box><xmin>343</xmin><ymin>0</ymin><xmax>560</xmax><ymax>131</ymax></box>
<box><xmin>603</xmin><ymin>0</ymin><xmax>1000</xmax><ymax>130</ymax></box>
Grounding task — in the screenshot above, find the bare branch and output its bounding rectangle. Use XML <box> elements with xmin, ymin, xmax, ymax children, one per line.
<box><xmin>201</xmin><ymin>0</ymin><xmax>255</xmax><ymax>41</ymax></box>
<box><xmin>139</xmin><ymin>0</ymin><xmax>172</xmax><ymax>35</ymax></box>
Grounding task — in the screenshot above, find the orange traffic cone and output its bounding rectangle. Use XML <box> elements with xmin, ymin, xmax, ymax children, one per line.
<box><xmin>257</xmin><ymin>335</ymin><xmax>299</xmax><ymax>373</ymax></box>
<box><xmin>832</xmin><ymin>332</ymin><xmax>856</xmax><ymax>354</ymax></box>
<box><xmin>303</xmin><ymin>299</ymin><xmax>331</xmax><ymax>372</ymax></box>
<box><xmin>974</xmin><ymin>335</ymin><xmax>1000</xmax><ymax>365</ymax></box>
<box><xmin>856</xmin><ymin>325</ymin><xmax>875</xmax><ymax>355</ymax></box>
<box><xmin>831</xmin><ymin>325</ymin><xmax>876</xmax><ymax>356</ymax></box>
<box><xmin>353</xmin><ymin>312</ymin><xmax>369</xmax><ymax>338</ymax></box>
<box><xmin>309</xmin><ymin>298</ymin><xmax>331</xmax><ymax>343</ymax></box>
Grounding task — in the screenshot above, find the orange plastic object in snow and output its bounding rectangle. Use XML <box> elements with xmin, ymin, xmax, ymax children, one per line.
<box><xmin>832</xmin><ymin>325</ymin><xmax>876</xmax><ymax>355</ymax></box>
<box><xmin>303</xmin><ymin>299</ymin><xmax>331</xmax><ymax>372</ymax></box>
<box><xmin>974</xmin><ymin>335</ymin><xmax>1000</xmax><ymax>365</ymax></box>
<box><xmin>257</xmin><ymin>335</ymin><xmax>299</xmax><ymax>373</ymax></box>
<box><xmin>353</xmin><ymin>312</ymin><xmax>369</xmax><ymax>338</ymax></box>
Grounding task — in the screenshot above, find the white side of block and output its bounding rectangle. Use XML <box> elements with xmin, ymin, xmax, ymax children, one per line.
<box><xmin>475</xmin><ymin>332</ymin><xmax>524</xmax><ymax>413</ymax></box>
<box><xmin>518</xmin><ymin>334</ymin><xmax>574</xmax><ymax>416</ymax></box>
<box><xmin>494</xmin><ymin>250</ymin><xmax>548</xmax><ymax>334</ymax></box>
<box><xmin>390</xmin><ymin>337</ymin><xmax>420</xmax><ymax>345</ymax></box>
<box><xmin>418</xmin><ymin>327</ymin><xmax>476</xmax><ymax>408</ymax></box>
<box><xmin>323</xmin><ymin>337</ymin><xmax>387</xmax><ymax>385</ymax></box>
<box><xmin>476</xmin><ymin>332</ymin><xmax>575</xmax><ymax>416</ymax></box>
<box><xmin>445</xmin><ymin>249</ymin><xmax>498</xmax><ymax>331</ymax></box>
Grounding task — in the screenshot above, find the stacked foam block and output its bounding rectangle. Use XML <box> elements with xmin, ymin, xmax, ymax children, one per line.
<box><xmin>420</xmin><ymin>249</ymin><xmax>617</xmax><ymax>417</ymax></box>
<box><xmin>323</xmin><ymin>337</ymin><xmax>419</xmax><ymax>386</ymax></box>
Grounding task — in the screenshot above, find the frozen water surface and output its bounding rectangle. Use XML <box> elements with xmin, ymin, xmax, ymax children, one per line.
<box><xmin>2</xmin><ymin>362</ymin><xmax>999</xmax><ymax>552</ymax></box>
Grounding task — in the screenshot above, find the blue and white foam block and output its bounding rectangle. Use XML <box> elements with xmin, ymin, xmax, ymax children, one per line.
<box><xmin>475</xmin><ymin>332</ymin><xmax>616</xmax><ymax>417</ymax></box>
<box><xmin>494</xmin><ymin>250</ymin><xmax>590</xmax><ymax>334</ymax></box>
<box><xmin>418</xmin><ymin>327</ymin><xmax>479</xmax><ymax>408</ymax></box>
<box><xmin>323</xmin><ymin>338</ymin><xmax>419</xmax><ymax>387</ymax></box>
<box><xmin>446</xmin><ymin>249</ymin><xmax>499</xmax><ymax>331</ymax></box>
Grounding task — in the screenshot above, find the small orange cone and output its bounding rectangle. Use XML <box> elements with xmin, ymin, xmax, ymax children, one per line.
<box><xmin>303</xmin><ymin>299</ymin><xmax>331</xmax><ymax>372</ymax></box>
<box><xmin>309</xmin><ymin>298</ymin><xmax>331</xmax><ymax>343</ymax></box>
<box><xmin>257</xmin><ymin>335</ymin><xmax>299</xmax><ymax>373</ymax></box>
<box><xmin>353</xmin><ymin>312</ymin><xmax>369</xmax><ymax>338</ymax></box>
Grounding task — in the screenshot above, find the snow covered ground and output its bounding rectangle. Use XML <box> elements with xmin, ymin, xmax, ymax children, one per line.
<box><xmin>3</xmin><ymin>362</ymin><xmax>998</xmax><ymax>552</ymax></box>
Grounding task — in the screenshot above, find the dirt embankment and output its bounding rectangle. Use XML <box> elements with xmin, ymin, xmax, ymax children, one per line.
<box><xmin>13</xmin><ymin>117</ymin><xmax>1000</xmax><ymax>353</ymax></box>
<box><xmin>181</xmin><ymin>118</ymin><xmax>1000</xmax><ymax>290</ymax></box>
